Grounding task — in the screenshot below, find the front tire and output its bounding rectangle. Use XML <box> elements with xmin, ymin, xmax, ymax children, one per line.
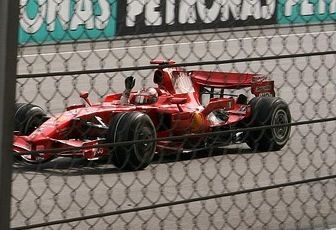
<box><xmin>15</xmin><ymin>103</ymin><xmax>48</xmax><ymax>135</ymax></box>
<box><xmin>245</xmin><ymin>97</ymin><xmax>291</xmax><ymax>151</ymax></box>
<box><xmin>107</xmin><ymin>112</ymin><xmax>156</xmax><ymax>171</ymax></box>
<box><xmin>14</xmin><ymin>103</ymin><xmax>53</xmax><ymax>164</ymax></box>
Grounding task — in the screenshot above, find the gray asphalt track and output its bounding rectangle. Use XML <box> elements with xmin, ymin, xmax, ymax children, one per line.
<box><xmin>11</xmin><ymin>24</ymin><xmax>336</xmax><ymax>229</ymax></box>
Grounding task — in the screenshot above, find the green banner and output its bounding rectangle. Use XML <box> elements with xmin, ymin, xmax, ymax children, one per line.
<box><xmin>19</xmin><ymin>0</ymin><xmax>117</xmax><ymax>44</ymax></box>
<box><xmin>277</xmin><ymin>0</ymin><xmax>336</xmax><ymax>24</ymax></box>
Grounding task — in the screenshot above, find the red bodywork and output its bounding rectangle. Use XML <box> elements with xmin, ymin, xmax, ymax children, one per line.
<box><xmin>13</xmin><ymin>60</ymin><xmax>275</xmax><ymax>161</ymax></box>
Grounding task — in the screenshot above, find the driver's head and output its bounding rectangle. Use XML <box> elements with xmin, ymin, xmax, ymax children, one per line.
<box><xmin>134</xmin><ymin>87</ymin><xmax>158</xmax><ymax>104</ymax></box>
<box><xmin>146</xmin><ymin>87</ymin><xmax>158</xmax><ymax>99</ymax></box>
<box><xmin>145</xmin><ymin>87</ymin><xmax>158</xmax><ymax>104</ymax></box>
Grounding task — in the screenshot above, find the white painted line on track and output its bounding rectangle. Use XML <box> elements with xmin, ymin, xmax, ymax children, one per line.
<box><xmin>19</xmin><ymin>31</ymin><xmax>335</xmax><ymax>58</ymax></box>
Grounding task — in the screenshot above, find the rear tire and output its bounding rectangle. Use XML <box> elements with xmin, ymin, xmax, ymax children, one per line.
<box><xmin>106</xmin><ymin>112</ymin><xmax>156</xmax><ymax>171</ymax></box>
<box><xmin>245</xmin><ymin>97</ymin><xmax>291</xmax><ymax>151</ymax></box>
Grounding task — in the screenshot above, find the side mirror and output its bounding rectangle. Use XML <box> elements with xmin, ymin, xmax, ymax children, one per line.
<box><xmin>80</xmin><ymin>91</ymin><xmax>89</xmax><ymax>99</ymax></box>
<box><xmin>79</xmin><ymin>91</ymin><xmax>92</xmax><ymax>106</ymax></box>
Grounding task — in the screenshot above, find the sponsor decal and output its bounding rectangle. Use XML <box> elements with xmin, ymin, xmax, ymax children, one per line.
<box><xmin>19</xmin><ymin>0</ymin><xmax>117</xmax><ymax>44</ymax></box>
<box><xmin>259</xmin><ymin>92</ymin><xmax>273</xmax><ymax>96</ymax></box>
<box><xmin>251</xmin><ymin>80</ymin><xmax>275</xmax><ymax>96</ymax></box>
<box><xmin>255</xmin><ymin>84</ymin><xmax>273</xmax><ymax>93</ymax></box>
<box><xmin>277</xmin><ymin>0</ymin><xmax>336</xmax><ymax>24</ymax></box>
<box><xmin>117</xmin><ymin>0</ymin><xmax>277</xmax><ymax>35</ymax></box>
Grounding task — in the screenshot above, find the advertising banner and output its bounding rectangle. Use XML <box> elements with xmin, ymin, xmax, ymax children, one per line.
<box><xmin>277</xmin><ymin>0</ymin><xmax>336</xmax><ymax>24</ymax></box>
<box><xmin>19</xmin><ymin>0</ymin><xmax>117</xmax><ymax>44</ymax></box>
<box><xmin>18</xmin><ymin>0</ymin><xmax>336</xmax><ymax>44</ymax></box>
<box><xmin>117</xmin><ymin>0</ymin><xmax>277</xmax><ymax>35</ymax></box>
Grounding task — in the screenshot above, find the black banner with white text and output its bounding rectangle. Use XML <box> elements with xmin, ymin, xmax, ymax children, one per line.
<box><xmin>117</xmin><ymin>0</ymin><xmax>277</xmax><ymax>35</ymax></box>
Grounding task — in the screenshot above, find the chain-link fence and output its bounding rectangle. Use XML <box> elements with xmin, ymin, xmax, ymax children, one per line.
<box><xmin>7</xmin><ymin>0</ymin><xmax>336</xmax><ymax>229</ymax></box>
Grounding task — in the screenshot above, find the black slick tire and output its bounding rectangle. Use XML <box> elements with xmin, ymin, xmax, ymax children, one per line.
<box><xmin>14</xmin><ymin>103</ymin><xmax>47</xmax><ymax>135</ymax></box>
<box><xmin>245</xmin><ymin>97</ymin><xmax>291</xmax><ymax>151</ymax></box>
<box><xmin>107</xmin><ymin>112</ymin><xmax>156</xmax><ymax>171</ymax></box>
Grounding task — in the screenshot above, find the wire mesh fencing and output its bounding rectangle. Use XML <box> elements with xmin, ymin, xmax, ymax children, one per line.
<box><xmin>11</xmin><ymin>0</ymin><xmax>336</xmax><ymax>229</ymax></box>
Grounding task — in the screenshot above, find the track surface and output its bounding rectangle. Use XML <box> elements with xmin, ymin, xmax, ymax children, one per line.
<box><xmin>12</xmin><ymin>25</ymin><xmax>336</xmax><ymax>229</ymax></box>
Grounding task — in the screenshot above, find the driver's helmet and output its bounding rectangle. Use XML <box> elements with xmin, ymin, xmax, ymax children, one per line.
<box><xmin>134</xmin><ymin>87</ymin><xmax>158</xmax><ymax>104</ymax></box>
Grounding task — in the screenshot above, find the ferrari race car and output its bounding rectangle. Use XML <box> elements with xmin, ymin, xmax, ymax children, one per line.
<box><xmin>13</xmin><ymin>60</ymin><xmax>291</xmax><ymax>170</ymax></box>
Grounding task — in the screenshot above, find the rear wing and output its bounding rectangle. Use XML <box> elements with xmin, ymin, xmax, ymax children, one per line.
<box><xmin>190</xmin><ymin>70</ymin><xmax>275</xmax><ymax>97</ymax></box>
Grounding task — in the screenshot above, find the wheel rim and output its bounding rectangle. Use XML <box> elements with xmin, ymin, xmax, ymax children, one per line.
<box><xmin>271</xmin><ymin>109</ymin><xmax>290</xmax><ymax>145</ymax></box>
<box><xmin>134</xmin><ymin>126</ymin><xmax>155</xmax><ymax>160</ymax></box>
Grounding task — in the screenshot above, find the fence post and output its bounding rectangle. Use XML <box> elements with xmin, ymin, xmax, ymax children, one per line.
<box><xmin>0</xmin><ymin>0</ymin><xmax>19</xmax><ymax>228</ymax></box>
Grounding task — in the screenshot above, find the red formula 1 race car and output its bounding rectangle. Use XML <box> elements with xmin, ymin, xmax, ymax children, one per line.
<box><xmin>13</xmin><ymin>60</ymin><xmax>291</xmax><ymax>170</ymax></box>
